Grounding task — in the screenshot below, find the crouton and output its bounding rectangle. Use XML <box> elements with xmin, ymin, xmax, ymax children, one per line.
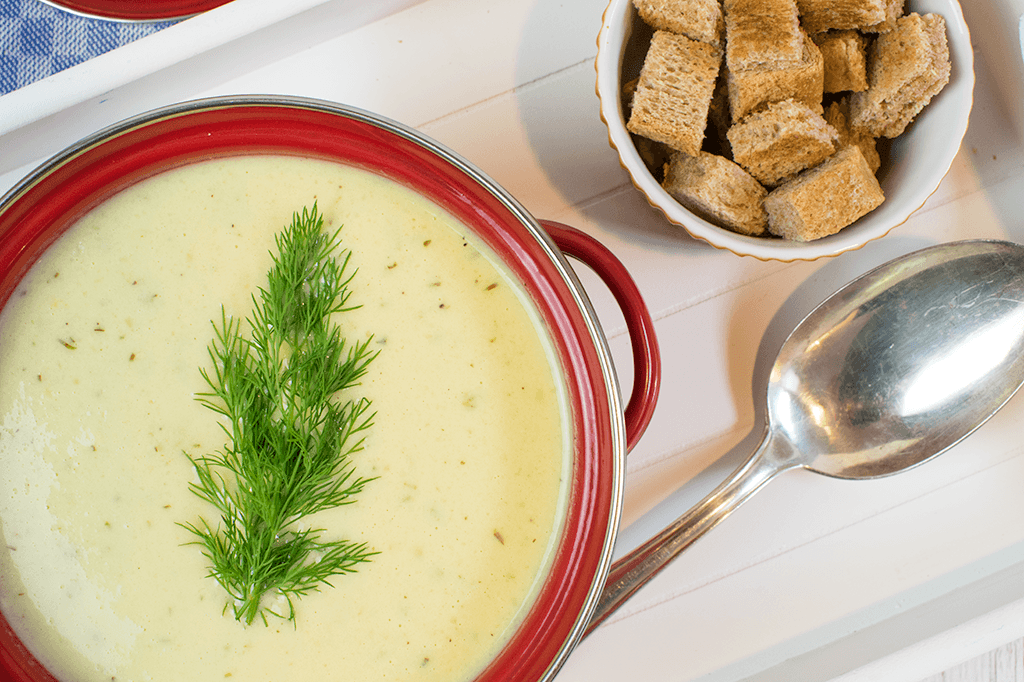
<box><xmin>633</xmin><ymin>0</ymin><xmax>724</xmax><ymax>46</ymax></box>
<box><xmin>848</xmin><ymin>12</ymin><xmax>950</xmax><ymax>138</ymax></box>
<box><xmin>863</xmin><ymin>0</ymin><xmax>905</xmax><ymax>32</ymax></box>
<box><xmin>812</xmin><ymin>29</ymin><xmax>869</xmax><ymax>92</ymax></box>
<box><xmin>797</xmin><ymin>0</ymin><xmax>904</xmax><ymax>34</ymax></box>
<box><xmin>628</xmin><ymin>30</ymin><xmax>723</xmax><ymax>155</ymax></box>
<box><xmin>764</xmin><ymin>146</ymin><xmax>884</xmax><ymax>240</ymax></box>
<box><xmin>663</xmin><ymin>151</ymin><xmax>768</xmax><ymax>235</ymax></box>
<box><xmin>726</xmin><ymin>30</ymin><xmax>824</xmax><ymax>122</ymax></box>
<box><xmin>728</xmin><ymin>99</ymin><xmax>839</xmax><ymax>186</ymax></box>
<box><xmin>724</xmin><ymin>0</ymin><xmax>803</xmax><ymax>71</ymax></box>
<box><xmin>824</xmin><ymin>99</ymin><xmax>880</xmax><ymax>173</ymax></box>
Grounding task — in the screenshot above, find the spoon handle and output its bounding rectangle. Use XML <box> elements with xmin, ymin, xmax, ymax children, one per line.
<box><xmin>585</xmin><ymin>432</ymin><xmax>789</xmax><ymax>635</ymax></box>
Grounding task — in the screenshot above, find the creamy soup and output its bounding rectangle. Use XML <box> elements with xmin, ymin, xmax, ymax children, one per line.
<box><xmin>0</xmin><ymin>156</ymin><xmax>570</xmax><ymax>682</ymax></box>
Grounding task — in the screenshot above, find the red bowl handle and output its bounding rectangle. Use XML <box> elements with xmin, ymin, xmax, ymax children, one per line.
<box><xmin>540</xmin><ymin>221</ymin><xmax>660</xmax><ymax>453</ymax></box>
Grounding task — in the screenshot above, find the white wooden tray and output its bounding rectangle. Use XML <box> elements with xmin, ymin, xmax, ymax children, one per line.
<box><xmin>2</xmin><ymin>1</ymin><xmax>1024</xmax><ymax>680</ymax></box>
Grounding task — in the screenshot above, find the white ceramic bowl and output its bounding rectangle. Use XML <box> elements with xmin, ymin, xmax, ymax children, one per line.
<box><xmin>595</xmin><ymin>0</ymin><xmax>975</xmax><ymax>261</ymax></box>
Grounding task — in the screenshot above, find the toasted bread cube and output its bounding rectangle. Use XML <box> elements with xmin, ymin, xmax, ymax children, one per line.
<box><xmin>764</xmin><ymin>146</ymin><xmax>884</xmax><ymax>241</ymax></box>
<box><xmin>724</xmin><ymin>0</ymin><xmax>803</xmax><ymax>71</ymax></box>
<box><xmin>824</xmin><ymin>99</ymin><xmax>880</xmax><ymax>173</ymax></box>
<box><xmin>863</xmin><ymin>0</ymin><xmax>905</xmax><ymax>32</ymax></box>
<box><xmin>663</xmin><ymin>151</ymin><xmax>768</xmax><ymax>236</ymax></box>
<box><xmin>813</xmin><ymin>29</ymin><xmax>868</xmax><ymax>92</ymax></box>
<box><xmin>633</xmin><ymin>0</ymin><xmax>724</xmax><ymax>46</ymax></box>
<box><xmin>627</xmin><ymin>31</ymin><xmax>723</xmax><ymax>155</ymax></box>
<box><xmin>848</xmin><ymin>13</ymin><xmax>950</xmax><ymax>138</ymax></box>
<box><xmin>726</xmin><ymin>31</ymin><xmax>824</xmax><ymax>122</ymax></box>
<box><xmin>728</xmin><ymin>99</ymin><xmax>839</xmax><ymax>186</ymax></box>
<box><xmin>797</xmin><ymin>0</ymin><xmax>904</xmax><ymax>34</ymax></box>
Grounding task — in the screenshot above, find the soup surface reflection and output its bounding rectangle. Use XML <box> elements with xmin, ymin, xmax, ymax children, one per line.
<box><xmin>0</xmin><ymin>156</ymin><xmax>569</xmax><ymax>682</ymax></box>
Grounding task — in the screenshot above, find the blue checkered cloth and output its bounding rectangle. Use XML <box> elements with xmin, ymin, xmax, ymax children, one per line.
<box><xmin>0</xmin><ymin>0</ymin><xmax>174</xmax><ymax>95</ymax></box>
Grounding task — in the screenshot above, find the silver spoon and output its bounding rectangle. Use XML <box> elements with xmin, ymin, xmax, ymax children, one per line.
<box><xmin>587</xmin><ymin>239</ymin><xmax>1024</xmax><ymax>634</ymax></box>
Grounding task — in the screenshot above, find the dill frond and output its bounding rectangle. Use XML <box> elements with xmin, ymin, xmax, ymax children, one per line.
<box><xmin>180</xmin><ymin>204</ymin><xmax>378</xmax><ymax>626</ymax></box>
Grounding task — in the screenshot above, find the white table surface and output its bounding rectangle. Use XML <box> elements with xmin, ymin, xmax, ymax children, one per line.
<box><xmin>2</xmin><ymin>1</ymin><xmax>1024</xmax><ymax>681</ymax></box>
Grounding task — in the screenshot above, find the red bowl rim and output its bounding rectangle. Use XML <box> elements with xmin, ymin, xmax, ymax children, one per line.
<box><xmin>37</xmin><ymin>0</ymin><xmax>231</xmax><ymax>21</ymax></box>
<box><xmin>0</xmin><ymin>95</ymin><xmax>627</xmax><ymax>682</ymax></box>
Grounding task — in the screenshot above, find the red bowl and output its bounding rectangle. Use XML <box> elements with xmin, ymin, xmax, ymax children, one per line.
<box><xmin>38</xmin><ymin>0</ymin><xmax>231</xmax><ymax>21</ymax></box>
<box><xmin>0</xmin><ymin>96</ymin><xmax>660</xmax><ymax>682</ymax></box>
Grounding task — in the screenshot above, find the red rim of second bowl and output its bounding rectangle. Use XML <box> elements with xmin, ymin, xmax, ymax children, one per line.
<box><xmin>39</xmin><ymin>0</ymin><xmax>232</xmax><ymax>21</ymax></box>
<box><xmin>0</xmin><ymin>96</ymin><xmax>624</xmax><ymax>682</ymax></box>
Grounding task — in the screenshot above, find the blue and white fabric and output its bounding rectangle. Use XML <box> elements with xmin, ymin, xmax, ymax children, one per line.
<box><xmin>0</xmin><ymin>0</ymin><xmax>173</xmax><ymax>96</ymax></box>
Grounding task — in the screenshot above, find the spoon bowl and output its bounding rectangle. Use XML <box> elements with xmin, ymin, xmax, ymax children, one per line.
<box><xmin>775</xmin><ymin>240</ymin><xmax>1024</xmax><ymax>479</ymax></box>
<box><xmin>588</xmin><ymin>239</ymin><xmax>1024</xmax><ymax>632</ymax></box>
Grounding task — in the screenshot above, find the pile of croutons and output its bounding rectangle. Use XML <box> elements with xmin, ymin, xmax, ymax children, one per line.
<box><xmin>626</xmin><ymin>0</ymin><xmax>950</xmax><ymax>241</ymax></box>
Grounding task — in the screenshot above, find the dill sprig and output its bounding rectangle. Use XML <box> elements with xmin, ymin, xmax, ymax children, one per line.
<box><xmin>181</xmin><ymin>204</ymin><xmax>378</xmax><ymax>627</ymax></box>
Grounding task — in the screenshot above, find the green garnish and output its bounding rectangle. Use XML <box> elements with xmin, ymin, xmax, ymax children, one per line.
<box><xmin>181</xmin><ymin>204</ymin><xmax>378</xmax><ymax>627</ymax></box>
